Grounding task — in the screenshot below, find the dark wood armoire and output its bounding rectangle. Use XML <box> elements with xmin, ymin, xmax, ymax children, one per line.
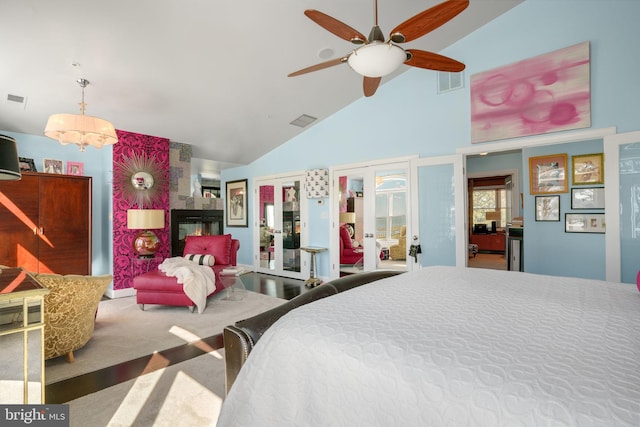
<box><xmin>0</xmin><ymin>172</ymin><xmax>92</xmax><ymax>275</ymax></box>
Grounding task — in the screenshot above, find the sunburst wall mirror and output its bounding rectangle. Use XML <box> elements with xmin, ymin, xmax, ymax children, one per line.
<box><xmin>114</xmin><ymin>152</ymin><xmax>166</xmax><ymax>208</ymax></box>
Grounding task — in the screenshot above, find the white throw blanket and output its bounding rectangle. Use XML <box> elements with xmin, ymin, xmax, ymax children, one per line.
<box><xmin>158</xmin><ymin>257</ymin><xmax>216</xmax><ymax>313</ymax></box>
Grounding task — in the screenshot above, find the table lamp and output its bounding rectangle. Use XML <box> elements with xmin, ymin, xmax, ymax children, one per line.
<box><xmin>127</xmin><ymin>209</ymin><xmax>165</xmax><ymax>257</ymax></box>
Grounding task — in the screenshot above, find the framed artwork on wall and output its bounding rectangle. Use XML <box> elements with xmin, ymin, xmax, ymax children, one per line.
<box><xmin>565</xmin><ymin>213</ymin><xmax>605</xmax><ymax>233</ymax></box>
<box><xmin>66</xmin><ymin>161</ymin><xmax>84</xmax><ymax>176</ymax></box>
<box><xmin>535</xmin><ymin>195</ymin><xmax>560</xmax><ymax>221</ymax></box>
<box><xmin>572</xmin><ymin>153</ymin><xmax>604</xmax><ymax>185</ymax></box>
<box><xmin>571</xmin><ymin>187</ymin><xmax>604</xmax><ymax>209</ymax></box>
<box><xmin>226</xmin><ymin>179</ymin><xmax>248</xmax><ymax>227</ymax></box>
<box><xmin>18</xmin><ymin>157</ymin><xmax>36</xmax><ymax>172</ymax></box>
<box><xmin>529</xmin><ymin>154</ymin><xmax>568</xmax><ymax>194</ymax></box>
<box><xmin>43</xmin><ymin>158</ymin><xmax>63</xmax><ymax>174</ymax></box>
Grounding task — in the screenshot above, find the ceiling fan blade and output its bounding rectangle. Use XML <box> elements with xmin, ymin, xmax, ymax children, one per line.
<box><xmin>304</xmin><ymin>10</ymin><xmax>367</xmax><ymax>44</ymax></box>
<box><xmin>390</xmin><ymin>0</ymin><xmax>469</xmax><ymax>43</ymax></box>
<box><xmin>363</xmin><ymin>77</ymin><xmax>382</xmax><ymax>97</ymax></box>
<box><xmin>405</xmin><ymin>49</ymin><xmax>465</xmax><ymax>72</ymax></box>
<box><xmin>288</xmin><ymin>56</ymin><xmax>349</xmax><ymax>77</ymax></box>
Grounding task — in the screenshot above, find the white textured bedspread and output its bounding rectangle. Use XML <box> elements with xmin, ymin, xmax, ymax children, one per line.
<box><xmin>218</xmin><ymin>266</ymin><xmax>640</xmax><ymax>426</ymax></box>
<box><xmin>158</xmin><ymin>257</ymin><xmax>216</xmax><ymax>313</ymax></box>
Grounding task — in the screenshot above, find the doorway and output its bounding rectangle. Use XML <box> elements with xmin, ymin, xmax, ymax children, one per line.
<box><xmin>467</xmin><ymin>174</ymin><xmax>510</xmax><ymax>270</ymax></box>
<box><xmin>254</xmin><ymin>174</ymin><xmax>307</xmax><ymax>280</ymax></box>
<box><xmin>332</xmin><ymin>160</ymin><xmax>411</xmax><ymax>277</ymax></box>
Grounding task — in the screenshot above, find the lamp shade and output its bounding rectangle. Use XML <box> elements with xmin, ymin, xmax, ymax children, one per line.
<box><xmin>45</xmin><ymin>113</ymin><xmax>118</xmax><ymax>151</ymax></box>
<box><xmin>347</xmin><ymin>42</ymin><xmax>406</xmax><ymax>77</ymax></box>
<box><xmin>127</xmin><ymin>209</ymin><xmax>165</xmax><ymax>230</ymax></box>
<box><xmin>0</xmin><ymin>134</ymin><xmax>21</xmax><ymax>181</ymax></box>
<box><xmin>339</xmin><ymin>212</ymin><xmax>356</xmax><ymax>224</ymax></box>
<box><xmin>485</xmin><ymin>211</ymin><xmax>501</xmax><ymax>221</ymax></box>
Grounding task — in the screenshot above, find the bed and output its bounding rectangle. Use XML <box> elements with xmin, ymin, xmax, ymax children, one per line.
<box><xmin>218</xmin><ymin>266</ymin><xmax>640</xmax><ymax>426</ymax></box>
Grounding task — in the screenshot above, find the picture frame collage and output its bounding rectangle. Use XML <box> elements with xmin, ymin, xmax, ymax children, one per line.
<box><xmin>18</xmin><ymin>158</ymin><xmax>84</xmax><ymax>176</ymax></box>
<box><xmin>530</xmin><ymin>152</ymin><xmax>604</xmax><ymax>233</ymax></box>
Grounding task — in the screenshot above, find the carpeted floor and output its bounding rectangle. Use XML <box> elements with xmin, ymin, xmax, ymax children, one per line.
<box><xmin>45</xmin><ymin>290</ymin><xmax>286</xmax><ymax>384</ymax></box>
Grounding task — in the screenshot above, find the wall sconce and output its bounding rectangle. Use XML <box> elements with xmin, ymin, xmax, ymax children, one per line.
<box><xmin>127</xmin><ymin>209</ymin><xmax>165</xmax><ymax>258</ymax></box>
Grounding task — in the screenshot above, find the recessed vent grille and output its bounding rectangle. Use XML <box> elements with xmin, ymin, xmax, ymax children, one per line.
<box><xmin>7</xmin><ymin>94</ymin><xmax>25</xmax><ymax>103</ymax></box>
<box><xmin>437</xmin><ymin>71</ymin><xmax>464</xmax><ymax>94</ymax></box>
<box><xmin>290</xmin><ymin>114</ymin><xmax>317</xmax><ymax>128</ymax></box>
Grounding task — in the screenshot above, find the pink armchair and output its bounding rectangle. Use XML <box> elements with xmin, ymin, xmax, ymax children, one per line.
<box><xmin>340</xmin><ymin>224</ymin><xmax>363</xmax><ymax>265</ymax></box>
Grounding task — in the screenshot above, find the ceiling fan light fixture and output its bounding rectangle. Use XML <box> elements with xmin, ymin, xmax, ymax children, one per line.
<box><xmin>347</xmin><ymin>42</ymin><xmax>406</xmax><ymax>78</ymax></box>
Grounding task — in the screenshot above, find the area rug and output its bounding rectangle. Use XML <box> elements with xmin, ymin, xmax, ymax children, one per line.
<box><xmin>67</xmin><ymin>350</ymin><xmax>226</xmax><ymax>427</ymax></box>
<box><xmin>45</xmin><ymin>290</ymin><xmax>286</xmax><ymax>384</ymax></box>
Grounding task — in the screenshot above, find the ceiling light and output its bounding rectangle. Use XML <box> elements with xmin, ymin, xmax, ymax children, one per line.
<box><xmin>347</xmin><ymin>42</ymin><xmax>406</xmax><ymax>78</ymax></box>
<box><xmin>44</xmin><ymin>78</ymin><xmax>118</xmax><ymax>151</ymax></box>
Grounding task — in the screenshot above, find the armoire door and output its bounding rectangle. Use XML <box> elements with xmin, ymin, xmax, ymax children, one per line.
<box><xmin>38</xmin><ymin>175</ymin><xmax>92</xmax><ymax>274</ymax></box>
<box><xmin>0</xmin><ymin>174</ymin><xmax>40</xmax><ymax>271</ymax></box>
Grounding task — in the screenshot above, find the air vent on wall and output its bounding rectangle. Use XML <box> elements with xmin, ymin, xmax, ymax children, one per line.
<box><xmin>290</xmin><ymin>114</ymin><xmax>317</xmax><ymax>128</ymax></box>
<box><xmin>437</xmin><ymin>71</ymin><xmax>464</xmax><ymax>94</ymax></box>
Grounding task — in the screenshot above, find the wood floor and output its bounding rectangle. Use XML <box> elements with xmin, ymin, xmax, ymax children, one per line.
<box><xmin>46</xmin><ymin>272</ymin><xmax>307</xmax><ymax>404</ymax></box>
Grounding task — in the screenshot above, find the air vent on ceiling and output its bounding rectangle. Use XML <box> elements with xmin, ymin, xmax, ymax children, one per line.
<box><xmin>437</xmin><ymin>71</ymin><xmax>464</xmax><ymax>94</ymax></box>
<box><xmin>290</xmin><ymin>114</ymin><xmax>317</xmax><ymax>128</ymax></box>
<box><xmin>7</xmin><ymin>94</ymin><xmax>25</xmax><ymax>103</ymax></box>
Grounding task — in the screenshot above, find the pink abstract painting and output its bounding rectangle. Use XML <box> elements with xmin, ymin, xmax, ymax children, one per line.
<box><xmin>471</xmin><ymin>41</ymin><xmax>590</xmax><ymax>144</ymax></box>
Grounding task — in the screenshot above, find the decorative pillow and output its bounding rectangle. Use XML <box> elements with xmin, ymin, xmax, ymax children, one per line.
<box><xmin>183</xmin><ymin>234</ymin><xmax>232</xmax><ymax>265</ymax></box>
<box><xmin>184</xmin><ymin>254</ymin><xmax>215</xmax><ymax>266</ymax></box>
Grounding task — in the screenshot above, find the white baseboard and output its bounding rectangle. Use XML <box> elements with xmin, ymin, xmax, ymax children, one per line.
<box><xmin>104</xmin><ymin>287</ymin><xmax>136</xmax><ymax>299</ymax></box>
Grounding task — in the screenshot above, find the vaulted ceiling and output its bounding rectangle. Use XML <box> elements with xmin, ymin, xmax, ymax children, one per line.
<box><xmin>0</xmin><ymin>0</ymin><xmax>521</xmax><ymax>170</ymax></box>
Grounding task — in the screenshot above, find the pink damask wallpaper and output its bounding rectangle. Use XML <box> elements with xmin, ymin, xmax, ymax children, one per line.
<box><xmin>113</xmin><ymin>130</ymin><xmax>170</xmax><ymax>290</ymax></box>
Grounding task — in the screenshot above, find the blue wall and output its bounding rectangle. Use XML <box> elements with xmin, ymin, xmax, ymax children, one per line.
<box><xmin>223</xmin><ymin>0</ymin><xmax>640</xmax><ymax>281</ymax></box>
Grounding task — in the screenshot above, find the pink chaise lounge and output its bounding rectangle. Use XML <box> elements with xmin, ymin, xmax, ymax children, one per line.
<box><xmin>133</xmin><ymin>234</ymin><xmax>240</xmax><ymax>312</ymax></box>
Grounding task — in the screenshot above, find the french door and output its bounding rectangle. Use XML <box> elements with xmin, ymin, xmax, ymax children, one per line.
<box><xmin>604</xmin><ymin>130</ymin><xmax>640</xmax><ymax>283</ymax></box>
<box><xmin>331</xmin><ymin>159</ymin><xmax>411</xmax><ymax>278</ymax></box>
<box><xmin>410</xmin><ymin>154</ymin><xmax>466</xmax><ymax>268</ymax></box>
<box><xmin>254</xmin><ymin>174</ymin><xmax>307</xmax><ymax>280</ymax></box>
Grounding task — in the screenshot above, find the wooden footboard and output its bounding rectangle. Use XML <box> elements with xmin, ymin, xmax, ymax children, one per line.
<box><xmin>223</xmin><ymin>270</ymin><xmax>404</xmax><ymax>395</ymax></box>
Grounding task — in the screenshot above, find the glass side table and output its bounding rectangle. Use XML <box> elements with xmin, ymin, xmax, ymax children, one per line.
<box><xmin>0</xmin><ymin>268</ymin><xmax>49</xmax><ymax>404</ymax></box>
<box><xmin>218</xmin><ymin>272</ymin><xmax>246</xmax><ymax>301</ymax></box>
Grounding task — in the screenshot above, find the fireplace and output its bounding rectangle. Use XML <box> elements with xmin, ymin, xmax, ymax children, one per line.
<box><xmin>171</xmin><ymin>209</ymin><xmax>224</xmax><ymax>256</ymax></box>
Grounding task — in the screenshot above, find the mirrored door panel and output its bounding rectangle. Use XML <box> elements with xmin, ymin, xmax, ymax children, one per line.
<box><xmin>255</xmin><ymin>176</ymin><xmax>306</xmax><ymax>279</ymax></box>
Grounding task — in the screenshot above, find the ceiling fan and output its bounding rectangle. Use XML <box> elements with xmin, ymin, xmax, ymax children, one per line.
<box><xmin>288</xmin><ymin>0</ymin><xmax>469</xmax><ymax>97</ymax></box>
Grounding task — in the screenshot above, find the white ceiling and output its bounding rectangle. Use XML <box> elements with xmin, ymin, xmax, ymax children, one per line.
<box><xmin>0</xmin><ymin>0</ymin><xmax>521</xmax><ymax>170</ymax></box>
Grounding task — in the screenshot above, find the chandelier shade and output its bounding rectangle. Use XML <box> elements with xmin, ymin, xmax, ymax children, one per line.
<box><xmin>43</xmin><ymin>78</ymin><xmax>118</xmax><ymax>151</ymax></box>
<box><xmin>44</xmin><ymin>113</ymin><xmax>117</xmax><ymax>151</ymax></box>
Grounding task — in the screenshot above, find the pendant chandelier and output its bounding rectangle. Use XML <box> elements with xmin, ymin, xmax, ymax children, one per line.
<box><xmin>44</xmin><ymin>78</ymin><xmax>118</xmax><ymax>151</ymax></box>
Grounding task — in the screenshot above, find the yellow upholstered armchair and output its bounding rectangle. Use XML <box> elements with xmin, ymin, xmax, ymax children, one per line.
<box><xmin>33</xmin><ymin>273</ymin><xmax>112</xmax><ymax>362</ymax></box>
<box><xmin>389</xmin><ymin>226</ymin><xmax>407</xmax><ymax>260</ymax></box>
